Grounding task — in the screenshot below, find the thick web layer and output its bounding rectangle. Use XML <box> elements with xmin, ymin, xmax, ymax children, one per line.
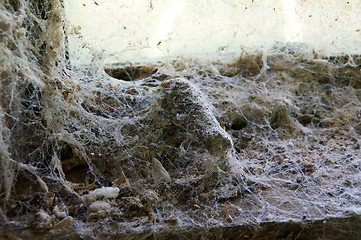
<box><xmin>1</xmin><ymin>0</ymin><xmax>361</xmax><ymax>238</ymax></box>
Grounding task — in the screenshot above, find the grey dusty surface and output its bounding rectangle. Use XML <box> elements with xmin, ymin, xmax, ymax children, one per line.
<box><xmin>1</xmin><ymin>1</ymin><xmax>361</xmax><ymax>239</ymax></box>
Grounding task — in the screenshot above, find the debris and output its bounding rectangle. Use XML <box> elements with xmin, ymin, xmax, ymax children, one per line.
<box><xmin>226</xmin><ymin>215</ymin><xmax>234</xmax><ymax>223</ymax></box>
<box><xmin>353</xmin><ymin>207</ymin><xmax>361</xmax><ymax>215</ymax></box>
<box><xmin>35</xmin><ymin>210</ymin><xmax>55</xmax><ymax>229</ymax></box>
<box><xmin>151</xmin><ymin>157</ymin><xmax>171</xmax><ymax>182</ymax></box>
<box><xmin>112</xmin><ymin>171</ymin><xmax>129</xmax><ymax>186</ymax></box>
<box><xmin>86</xmin><ymin>187</ymin><xmax>120</xmax><ymax>202</ymax></box>
<box><xmin>89</xmin><ymin>200</ymin><xmax>112</xmax><ymax>212</ymax></box>
<box><xmin>53</xmin><ymin>205</ymin><xmax>67</xmax><ymax>219</ymax></box>
<box><xmin>52</xmin><ymin>216</ymin><xmax>73</xmax><ymax>230</ymax></box>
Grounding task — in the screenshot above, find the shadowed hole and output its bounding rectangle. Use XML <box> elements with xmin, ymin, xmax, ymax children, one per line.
<box><xmin>104</xmin><ymin>66</ymin><xmax>158</xmax><ymax>81</ymax></box>
<box><xmin>230</xmin><ymin>118</ymin><xmax>248</xmax><ymax>130</ymax></box>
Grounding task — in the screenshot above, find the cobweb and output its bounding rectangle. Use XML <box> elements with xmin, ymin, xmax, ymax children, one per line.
<box><xmin>1</xmin><ymin>0</ymin><xmax>361</xmax><ymax>238</ymax></box>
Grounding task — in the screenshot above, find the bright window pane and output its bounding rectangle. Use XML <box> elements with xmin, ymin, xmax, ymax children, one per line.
<box><xmin>64</xmin><ymin>0</ymin><xmax>361</xmax><ymax>65</ymax></box>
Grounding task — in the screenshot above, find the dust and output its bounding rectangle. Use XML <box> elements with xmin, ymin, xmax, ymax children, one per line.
<box><xmin>1</xmin><ymin>0</ymin><xmax>361</xmax><ymax>239</ymax></box>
